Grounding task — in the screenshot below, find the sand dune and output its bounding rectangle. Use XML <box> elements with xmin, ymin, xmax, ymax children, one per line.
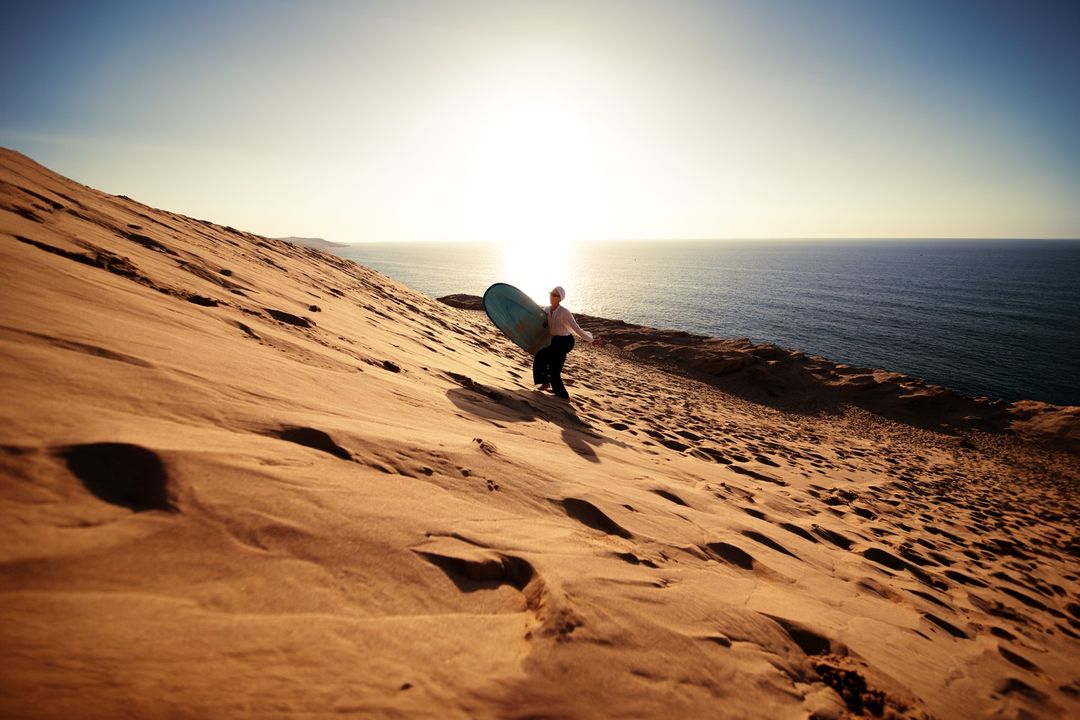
<box><xmin>2</xmin><ymin>148</ymin><xmax>1078</xmax><ymax>719</ymax></box>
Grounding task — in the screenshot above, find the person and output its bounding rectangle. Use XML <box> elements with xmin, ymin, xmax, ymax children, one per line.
<box><xmin>534</xmin><ymin>286</ymin><xmax>598</xmax><ymax>400</ymax></box>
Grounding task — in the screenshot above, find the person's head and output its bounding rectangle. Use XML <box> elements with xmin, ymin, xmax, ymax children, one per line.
<box><xmin>549</xmin><ymin>286</ymin><xmax>566</xmax><ymax>307</ymax></box>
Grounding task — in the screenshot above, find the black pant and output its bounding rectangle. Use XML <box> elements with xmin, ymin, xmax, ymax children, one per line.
<box><xmin>533</xmin><ymin>335</ymin><xmax>575</xmax><ymax>398</ymax></box>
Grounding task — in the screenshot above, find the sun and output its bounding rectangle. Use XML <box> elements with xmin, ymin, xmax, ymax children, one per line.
<box><xmin>458</xmin><ymin>91</ymin><xmax>612</xmax><ymax>250</ymax></box>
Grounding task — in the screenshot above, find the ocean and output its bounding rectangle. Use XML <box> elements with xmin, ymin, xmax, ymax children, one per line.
<box><xmin>337</xmin><ymin>240</ymin><xmax>1080</xmax><ymax>406</ymax></box>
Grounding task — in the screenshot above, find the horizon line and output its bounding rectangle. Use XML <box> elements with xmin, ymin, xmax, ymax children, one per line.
<box><xmin>339</xmin><ymin>236</ymin><xmax>1080</xmax><ymax>245</ymax></box>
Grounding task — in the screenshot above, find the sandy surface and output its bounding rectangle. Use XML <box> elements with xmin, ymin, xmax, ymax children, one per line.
<box><xmin>2</xmin><ymin>148</ymin><xmax>1078</xmax><ymax>719</ymax></box>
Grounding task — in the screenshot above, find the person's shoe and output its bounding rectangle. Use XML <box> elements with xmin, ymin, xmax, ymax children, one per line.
<box><xmin>537</xmin><ymin>383</ymin><xmax>550</xmax><ymax>392</ymax></box>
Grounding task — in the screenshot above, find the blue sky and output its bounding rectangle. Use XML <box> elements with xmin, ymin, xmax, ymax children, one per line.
<box><xmin>2</xmin><ymin>0</ymin><xmax>1078</xmax><ymax>242</ymax></box>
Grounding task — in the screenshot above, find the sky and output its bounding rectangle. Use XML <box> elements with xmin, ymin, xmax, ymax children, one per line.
<box><xmin>2</xmin><ymin>0</ymin><xmax>1079</xmax><ymax>243</ymax></box>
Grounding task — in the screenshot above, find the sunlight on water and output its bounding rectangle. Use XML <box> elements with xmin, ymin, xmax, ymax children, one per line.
<box><xmin>498</xmin><ymin>239</ymin><xmax>579</xmax><ymax>306</ymax></box>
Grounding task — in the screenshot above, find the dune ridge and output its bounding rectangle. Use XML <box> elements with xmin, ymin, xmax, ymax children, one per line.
<box><xmin>2</xmin><ymin>147</ymin><xmax>1078</xmax><ymax>719</ymax></box>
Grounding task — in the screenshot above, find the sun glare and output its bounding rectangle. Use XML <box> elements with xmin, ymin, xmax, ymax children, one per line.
<box><xmin>498</xmin><ymin>236</ymin><xmax>578</xmax><ymax>306</ymax></box>
<box><xmin>459</xmin><ymin>91</ymin><xmax>611</xmax><ymax>250</ymax></box>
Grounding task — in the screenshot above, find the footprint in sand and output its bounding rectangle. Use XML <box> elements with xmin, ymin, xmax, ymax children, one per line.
<box><xmin>614</xmin><ymin>551</ymin><xmax>660</xmax><ymax>568</ymax></box>
<box><xmin>811</xmin><ymin>524</ymin><xmax>855</xmax><ymax>550</ymax></box>
<box><xmin>56</xmin><ymin>442</ymin><xmax>175</xmax><ymax>513</ymax></box>
<box><xmin>998</xmin><ymin>645</ymin><xmax>1040</xmax><ymax>672</ymax></box>
<box><xmin>727</xmin><ymin>464</ymin><xmax>788</xmax><ymax>486</ymax></box>
<box><xmin>693</xmin><ymin>447</ymin><xmax>731</xmax><ymax>464</ymax></box>
<box><xmin>702</xmin><ymin>541</ymin><xmax>755</xmax><ymax>570</ymax></box>
<box><xmin>268</xmin><ymin>426</ymin><xmax>353</xmax><ymax>460</ymax></box>
<box><xmin>559</xmin><ymin>497</ymin><xmax>633</xmax><ymax>539</ymax></box>
<box><xmin>922</xmin><ymin>612</ymin><xmax>969</xmax><ymax>639</ymax></box>
<box><xmin>778</xmin><ymin>522</ymin><xmax>818</xmax><ymax>544</ymax></box>
<box><xmin>414</xmin><ymin>543</ymin><xmax>534</xmax><ymax>592</ymax></box>
<box><xmin>741</xmin><ymin>530</ymin><xmax>799</xmax><ymax>559</ymax></box>
<box><xmin>651</xmin><ymin>488</ymin><xmax>690</xmax><ymax>507</ymax></box>
<box><xmin>907</xmin><ymin>588</ymin><xmax>952</xmax><ymax>610</ymax></box>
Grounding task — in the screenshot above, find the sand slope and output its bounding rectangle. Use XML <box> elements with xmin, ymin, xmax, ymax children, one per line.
<box><xmin>1</xmin><ymin>148</ymin><xmax>1078</xmax><ymax>719</ymax></box>
<box><xmin>438</xmin><ymin>295</ymin><xmax>1080</xmax><ymax>449</ymax></box>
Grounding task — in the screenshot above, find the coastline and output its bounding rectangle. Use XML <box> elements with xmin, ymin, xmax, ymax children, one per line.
<box><xmin>3</xmin><ymin>147</ymin><xmax>1078</xmax><ymax>719</ymax></box>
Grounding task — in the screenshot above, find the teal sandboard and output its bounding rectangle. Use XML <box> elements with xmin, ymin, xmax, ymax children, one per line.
<box><xmin>483</xmin><ymin>283</ymin><xmax>552</xmax><ymax>355</ymax></box>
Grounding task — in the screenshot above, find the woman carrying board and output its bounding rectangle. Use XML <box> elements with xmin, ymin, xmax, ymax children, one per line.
<box><xmin>535</xmin><ymin>286</ymin><xmax>599</xmax><ymax>400</ymax></box>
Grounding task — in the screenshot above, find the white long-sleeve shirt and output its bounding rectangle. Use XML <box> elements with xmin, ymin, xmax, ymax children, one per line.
<box><xmin>544</xmin><ymin>305</ymin><xmax>594</xmax><ymax>343</ymax></box>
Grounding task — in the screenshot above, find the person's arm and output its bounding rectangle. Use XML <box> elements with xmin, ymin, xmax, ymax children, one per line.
<box><xmin>564</xmin><ymin>309</ymin><xmax>594</xmax><ymax>343</ymax></box>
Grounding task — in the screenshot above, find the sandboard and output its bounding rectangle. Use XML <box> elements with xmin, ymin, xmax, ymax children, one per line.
<box><xmin>482</xmin><ymin>283</ymin><xmax>551</xmax><ymax>355</ymax></box>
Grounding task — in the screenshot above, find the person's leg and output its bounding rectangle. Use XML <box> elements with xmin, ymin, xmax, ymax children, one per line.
<box><xmin>533</xmin><ymin>345</ymin><xmax>551</xmax><ymax>386</ymax></box>
<box><xmin>549</xmin><ymin>336</ymin><xmax>574</xmax><ymax>399</ymax></box>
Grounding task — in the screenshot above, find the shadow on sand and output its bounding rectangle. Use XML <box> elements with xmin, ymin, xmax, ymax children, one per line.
<box><xmin>445</xmin><ymin>380</ymin><xmax>621</xmax><ymax>463</ymax></box>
